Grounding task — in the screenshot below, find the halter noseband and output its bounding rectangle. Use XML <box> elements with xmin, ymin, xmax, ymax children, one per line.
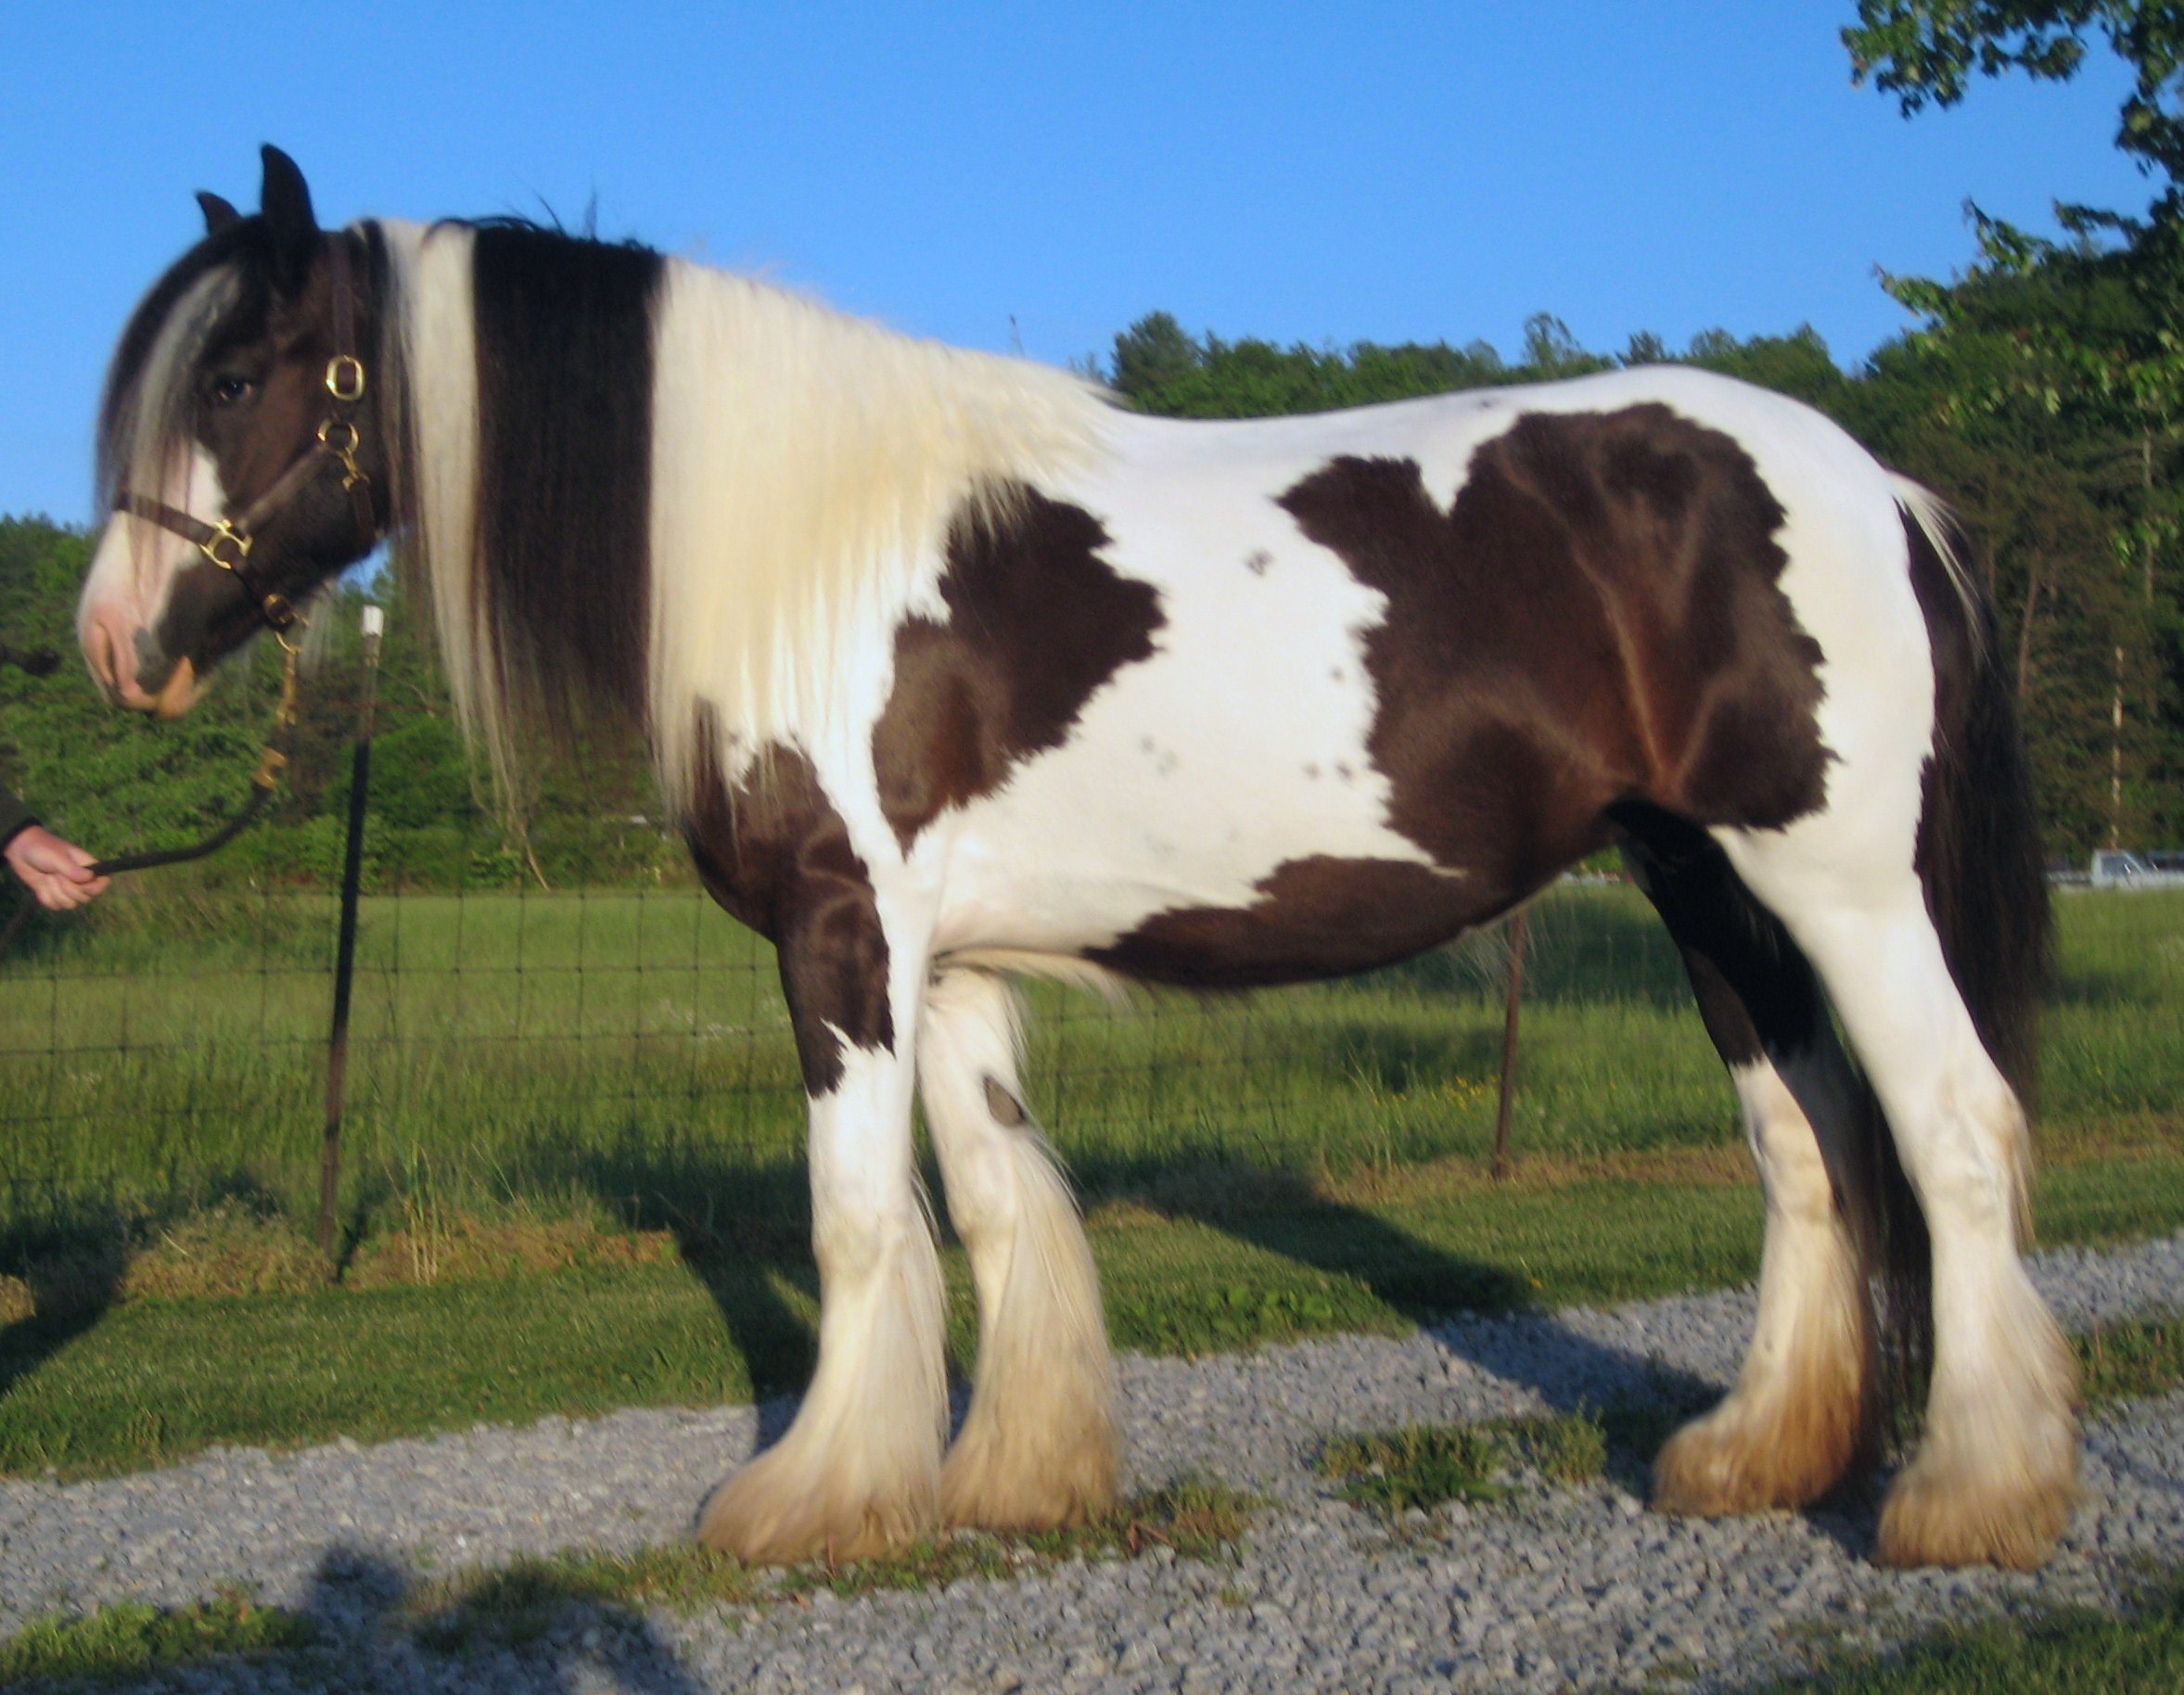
<box><xmin>114</xmin><ymin>234</ymin><xmax>381</xmax><ymax>651</ymax></box>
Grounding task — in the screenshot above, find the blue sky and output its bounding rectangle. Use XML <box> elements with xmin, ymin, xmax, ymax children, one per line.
<box><xmin>0</xmin><ymin>2</ymin><xmax>2150</xmax><ymax>521</ymax></box>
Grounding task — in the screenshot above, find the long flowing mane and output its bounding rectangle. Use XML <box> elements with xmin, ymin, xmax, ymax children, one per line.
<box><xmin>377</xmin><ymin>219</ymin><xmax>1109</xmax><ymax>811</ymax></box>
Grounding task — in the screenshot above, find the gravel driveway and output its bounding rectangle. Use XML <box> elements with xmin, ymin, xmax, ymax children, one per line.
<box><xmin>3</xmin><ymin>1232</ymin><xmax>2180</xmax><ymax>1692</ymax></box>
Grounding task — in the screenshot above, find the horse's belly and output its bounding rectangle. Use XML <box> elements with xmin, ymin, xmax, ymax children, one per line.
<box><xmin>923</xmin><ymin>643</ymin><xmax>1501</xmax><ymax>985</ymax></box>
<box><xmin>1083</xmin><ymin>851</ymin><xmax>1494</xmax><ymax>987</ymax></box>
<box><xmin>932</xmin><ymin>786</ymin><xmax>1499</xmax><ymax>986</ymax></box>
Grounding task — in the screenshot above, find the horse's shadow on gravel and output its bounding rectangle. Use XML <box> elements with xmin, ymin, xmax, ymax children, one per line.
<box><xmin>300</xmin><ymin>1545</ymin><xmax>709</xmax><ymax>1695</ymax></box>
<box><xmin>1193</xmin><ymin>1191</ymin><xmax>1906</xmax><ymax>1558</ymax></box>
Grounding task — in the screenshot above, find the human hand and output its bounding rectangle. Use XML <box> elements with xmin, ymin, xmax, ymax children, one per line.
<box><xmin>5</xmin><ymin>826</ymin><xmax>111</xmax><ymax>911</ymax></box>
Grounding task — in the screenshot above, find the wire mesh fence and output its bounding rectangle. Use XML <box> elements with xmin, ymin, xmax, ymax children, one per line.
<box><xmin>2</xmin><ymin>602</ymin><xmax>2179</xmax><ymax>1271</ymax></box>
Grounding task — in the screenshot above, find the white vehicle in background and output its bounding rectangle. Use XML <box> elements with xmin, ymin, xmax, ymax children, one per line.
<box><xmin>2088</xmin><ymin>849</ymin><xmax>2184</xmax><ymax>890</ymax></box>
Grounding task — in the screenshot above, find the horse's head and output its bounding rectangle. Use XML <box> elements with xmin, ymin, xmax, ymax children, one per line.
<box><xmin>80</xmin><ymin>147</ymin><xmax>387</xmax><ymax>717</ymax></box>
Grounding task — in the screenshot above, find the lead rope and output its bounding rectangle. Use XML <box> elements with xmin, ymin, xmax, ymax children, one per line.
<box><xmin>0</xmin><ymin>644</ymin><xmax>300</xmax><ymax>956</ymax></box>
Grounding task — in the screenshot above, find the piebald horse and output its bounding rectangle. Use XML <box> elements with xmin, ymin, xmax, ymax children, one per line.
<box><xmin>80</xmin><ymin>149</ymin><xmax>2075</xmax><ymax>1571</ymax></box>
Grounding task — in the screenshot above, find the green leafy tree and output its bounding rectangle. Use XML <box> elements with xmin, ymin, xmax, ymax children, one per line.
<box><xmin>1846</xmin><ymin>0</ymin><xmax>2184</xmax><ymax>847</ymax></box>
<box><xmin>1846</xmin><ymin>4</ymin><xmax>2184</xmax><ymax>202</ymax></box>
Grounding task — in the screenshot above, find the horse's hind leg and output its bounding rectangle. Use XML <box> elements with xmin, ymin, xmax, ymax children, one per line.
<box><xmin>1622</xmin><ymin>814</ymin><xmax>1880</xmax><ymax>1514</ymax></box>
<box><xmin>1726</xmin><ymin>845</ymin><xmax>2077</xmax><ymax>1569</ymax></box>
<box><xmin>696</xmin><ymin>906</ymin><xmax>948</xmax><ymax>1564</ymax></box>
<box><xmin>919</xmin><ymin>968</ymin><xmax>1120</xmax><ymax>1530</ymax></box>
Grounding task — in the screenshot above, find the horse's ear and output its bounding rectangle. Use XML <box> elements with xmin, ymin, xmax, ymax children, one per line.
<box><xmin>257</xmin><ymin>145</ymin><xmax>319</xmax><ymax>294</ymax></box>
<box><xmin>197</xmin><ymin>191</ymin><xmax>242</xmax><ymax>236</ymax></box>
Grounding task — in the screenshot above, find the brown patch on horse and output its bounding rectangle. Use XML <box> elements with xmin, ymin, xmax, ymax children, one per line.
<box><xmin>683</xmin><ymin>716</ymin><xmax>891</xmax><ymax>1093</ymax></box>
<box><xmin>1091</xmin><ymin>855</ymin><xmax>1491</xmax><ymax>988</ymax></box>
<box><xmin>1276</xmin><ymin>407</ymin><xmax>1829</xmax><ymax>908</ymax></box>
<box><xmin>873</xmin><ymin>484</ymin><xmax>1165</xmax><ymax>852</ymax></box>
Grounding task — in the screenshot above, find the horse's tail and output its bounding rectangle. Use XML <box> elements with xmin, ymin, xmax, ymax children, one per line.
<box><xmin>1894</xmin><ymin>477</ymin><xmax>2052</xmax><ymax>1114</ymax></box>
<box><xmin>1845</xmin><ymin>478</ymin><xmax>2050</xmax><ymax>1420</ymax></box>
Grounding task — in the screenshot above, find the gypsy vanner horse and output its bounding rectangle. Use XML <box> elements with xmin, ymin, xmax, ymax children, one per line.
<box><xmin>79</xmin><ymin>150</ymin><xmax>2075</xmax><ymax>1571</ymax></box>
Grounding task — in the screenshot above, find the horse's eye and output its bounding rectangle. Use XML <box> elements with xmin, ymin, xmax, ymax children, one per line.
<box><xmin>209</xmin><ymin>374</ymin><xmax>253</xmax><ymax>408</ymax></box>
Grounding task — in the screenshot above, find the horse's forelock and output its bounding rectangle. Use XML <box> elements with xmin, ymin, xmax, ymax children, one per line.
<box><xmin>96</xmin><ymin>235</ymin><xmax>249</xmax><ymax>518</ymax></box>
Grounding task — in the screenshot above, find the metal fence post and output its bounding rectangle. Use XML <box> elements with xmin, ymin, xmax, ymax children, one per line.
<box><xmin>319</xmin><ymin>603</ymin><xmax>384</xmax><ymax>1264</ymax></box>
<box><xmin>1491</xmin><ymin>907</ymin><xmax>1528</xmax><ymax>1182</ymax></box>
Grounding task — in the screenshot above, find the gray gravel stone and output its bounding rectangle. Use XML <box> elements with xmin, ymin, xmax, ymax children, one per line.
<box><xmin>2</xmin><ymin>1231</ymin><xmax>2180</xmax><ymax>1691</ymax></box>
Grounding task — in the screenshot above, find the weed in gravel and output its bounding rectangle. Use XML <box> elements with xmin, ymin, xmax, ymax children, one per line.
<box><xmin>1595</xmin><ymin>1379</ymin><xmax>1722</xmax><ymax>1466</ymax></box>
<box><xmin>409</xmin><ymin>1544</ymin><xmax>758</xmax><ymax>1650</ymax></box>
<box><xmin>2077</xmin><ymin>1314</ymin><xmax>2184</xmax><ymax>1407</ymax></box>
<box><xmin>1319</xmin><ymin>1413</ymin><xmax>1608</xmax><ymax>1513</ymax></box>
<box><xmin>1749</xmin><ymin>1564</ymin><xmax>2184</xmax><ymax>1692</ymax></box>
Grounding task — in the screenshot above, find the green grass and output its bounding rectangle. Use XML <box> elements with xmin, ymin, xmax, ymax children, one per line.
<box><xmin>5</xmin><ymin>1153</ymin><xmax>2180</xmax><ymax>1483</ymax></box>
<box><xmin>5</xmin><ymin>884</ymin><xmax>2175</xmax><ymax>1272</ymax></box>
<box><xmin>2077</xmin><ymin>1312</ymin><xmax>2184</xmax><ymax>1407</ymax></box>
<box><xmin>0</xmin><ymin>1593</ymin><xmax>312</xmax><ymax>1688</ymax></box>
<box><xmin>1747</xmin><ymin>1569</ymin><xmax>2184</xmax><ymax>1694</ymax></box>
<box><xmin>0</xmin><ymin>883</ymin><xmax>2176</xmax><ymax>1481</ymax></box>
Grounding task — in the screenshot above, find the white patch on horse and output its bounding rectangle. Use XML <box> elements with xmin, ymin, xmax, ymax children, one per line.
<box><xmin>79</xmin><ymin>445</ymin><xmax>224</xmax><ymax>700</ymax></box>
<box><xmin>905</xmin><ymin>410</ymin><xmax>1478</xmax><ymax>957</ymax></box>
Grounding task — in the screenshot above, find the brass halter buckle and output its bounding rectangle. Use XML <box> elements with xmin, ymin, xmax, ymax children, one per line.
<box><xmin>200</xmin><ymin>518</ymin><xmax>303</xmax><ymax>649</ymax></box>
<box><xmin>200</xmin><ymin>518</ymin><xmax>252</xmax><ymax>572</ymax></box>
<box><xmin>326</xmin><ymin>353</ymin><xmax>366</xmax><ymax>403</ymax></box>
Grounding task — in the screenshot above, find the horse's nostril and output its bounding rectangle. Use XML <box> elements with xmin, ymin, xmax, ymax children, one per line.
<box><xmin>134</xmin><ymin>628</ymin><xmax>177</xmax><ymax>694</ymax></box>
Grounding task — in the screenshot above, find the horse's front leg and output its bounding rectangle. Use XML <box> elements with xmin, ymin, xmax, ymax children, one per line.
<box><xmin>697</xmin><ymin>892</ymin><xmax>947</xmax><ymax>1564</ymax></box>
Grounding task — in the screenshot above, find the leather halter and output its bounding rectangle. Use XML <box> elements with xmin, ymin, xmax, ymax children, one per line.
<box><xmin>113</xmin><ymin>234</ymin><xmax>381</xmax><ymax>649</ymax></box>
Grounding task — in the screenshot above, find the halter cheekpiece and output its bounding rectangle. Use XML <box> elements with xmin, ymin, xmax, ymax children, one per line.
<box><xmin>114</xmin><ymin>234</ymin><xmax>380</xmax><ymax>651</ymax></box>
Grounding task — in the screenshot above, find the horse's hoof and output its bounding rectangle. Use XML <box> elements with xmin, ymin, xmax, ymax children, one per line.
<box><xmin>1651</xmin><ymin>1397</ymin><xmax>1860</xmax><ymax>1520</ymax></box>
<box><xmin>1873</xmin><ymin>1451</ymin><xmax>2075</xmax><ymax>1571</ymax></box>
<box><xmin>939</xmin><ymin>1417</ymin><xmax>1119</xmax><ymax>1533</ymax></box>
<box><xmin>1652</xmin><ymin>1384</ymin><xmax>1869</xmax><ymax>1517</ymax></box>
<box><xmin>697</xmin><ymin>1450</ymin><xmax>936</xmax><ymax>1565</ymax></box>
